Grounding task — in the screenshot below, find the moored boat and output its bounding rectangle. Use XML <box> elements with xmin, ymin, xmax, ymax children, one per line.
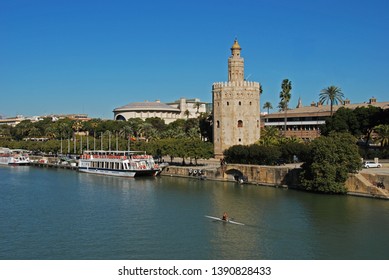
<box><xmin>0</xmin><ymin>148</ymin><xmax>30</xmax><ymax>166</ymax></box>
<box><xmin>78</xmin><ymin>150</ymin><xmax>160</xmax><ymax>178</ymax></box>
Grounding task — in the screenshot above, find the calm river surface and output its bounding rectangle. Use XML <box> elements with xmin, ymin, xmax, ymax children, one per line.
<box><xmin>1</xmin><ymin>166</ymin><xmax>388</xmax><ymax>260</ymax></box>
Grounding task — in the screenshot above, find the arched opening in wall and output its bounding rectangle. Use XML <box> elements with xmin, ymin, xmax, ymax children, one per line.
<box><xmin>239</xmin><ymin>101</ymin><xmax>241</xmax><ymax>106</ymax></box>
<box><xmin>238</xmin><ymin>120</ymin><xmax>243</xmax><ymax>127</ymax></box>
<box><xmin>217</xmin><ymin>120</ymin><xmax>220</xmax><ymax>128</ymax></box>
<box><xmin>227</xmin><ymin>102</ymin><xmax>229</xmax><ymax>106</ymax></box>
<box><xmin>115</xmin><ymin>115</ymin><xmax>126</xmax><ymax>121</ymax></box>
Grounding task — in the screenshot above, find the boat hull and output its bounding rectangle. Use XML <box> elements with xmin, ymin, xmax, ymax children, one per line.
<box><xmin>78</xmin><ymin>166</ymin><xmax>159</xmax><ymax>178</ymax></box>
<box><xmin>0</xmin><ymin>156</ymin><xmax>30</xmax><ymax>166</ymax></box>
<box><xmin>78</xmin><ymin>167</ymin><xmax>136</xmax><ymax>178</ymax></box>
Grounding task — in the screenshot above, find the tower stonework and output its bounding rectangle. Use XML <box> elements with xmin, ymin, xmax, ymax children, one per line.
<box><xmin>212</xmin><ymin>40</ymin><xmax>261</xmax><ymax>159</ymax></box>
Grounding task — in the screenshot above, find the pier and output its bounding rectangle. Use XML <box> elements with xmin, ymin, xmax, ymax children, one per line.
<box><xmin>29</xmin><ymin>161</ymin><xmax>78</xmax><ymax>171</ymax></box>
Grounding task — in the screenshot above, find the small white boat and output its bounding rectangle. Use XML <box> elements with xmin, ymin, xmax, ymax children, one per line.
<box><xmin>204</xmin><ymin>215</ymin><xmax>245</xmax><ymax>226</ymax></box>
<box><xmin>78</xmin><ymin>150</ymin><xmax>160</xmax><ymax>178</ymax></box>
<box><xmin>0</xmin><ymin>148</ymin><xmax>30</xmax><ymax>166</ymax></box>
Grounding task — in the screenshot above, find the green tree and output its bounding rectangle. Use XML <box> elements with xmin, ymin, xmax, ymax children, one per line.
<box><xmin>184</xmin><ymin>109</ymin><xmax>190</xmax><ymax>119</ymax></box>
<box><xmin>262</xmin><ymin>101</ymin><xmax>273</xmax><ymax>115</ymax></box>
<box><xmin>279</xmin><ymin>79</ymin><xmax>292</xmax><ymax>134</ymax></box>
<box><xmin>374</xmin><ymin>124</ymin><xmax>389</xmax><ymax>147</ymax></box>
<box><xmin>319</xmin><ymin>85</ymin><xmax>344</xmax><ymax>116</ymax></box>
<box><xmin>300</xmin><ymin>132</ymin><xmax>361</xmax><ymax>194</ymax></box>
<box><xmin>145</xmin><ymin>117</ymin><xmax>166</xmax><ymax>135</ymax></box>
<box><xmin>198</xmin><ymin>112</ymin><xmax>213</xmax><ymax>142</ymax></box>
<box><xmin>258</xmin><ymin>126</ymin><xmax>280</xmax><ymax>146</ymax></box>
<box><xmin>223</xmin><ymin>144</ymin><xmax>281</xmax><ymax>165</ymax></box>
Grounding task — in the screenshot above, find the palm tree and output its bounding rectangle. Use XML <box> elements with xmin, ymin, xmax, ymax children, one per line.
<box><xmin>374</xmin><ymin>124</ymin><xmax>389</xmax><ymax>147</ymax></box>
<box><xmin>279</xmin><ymin>79</ymin><xmax>292</xmax><ymax>135</ymax></box>
<box><xmin>184</xmin><ymin>109</ymin><xmax>190</xmax><ymax>119</ymax></box>
<box><xmin>262</xmin><ymin>101</ymin><xmax>273</xmax><ymax>115</ymax></box>
<box><xmin>319</xmin><ymin>85</ymin><xmax>344</xmax><ymax>116</ymax></box>
<box><xmin>258</xmin><ymin>126</ymin><xmax>280</xmax><ymax>146</ymax></box>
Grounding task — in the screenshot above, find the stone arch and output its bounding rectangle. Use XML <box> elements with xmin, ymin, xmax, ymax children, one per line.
<box><xmin>225</xmin><ymin>168</ymin><xmax>247</xmax><ymax>183</ymax></box>
<box><xmin>115</xmin><ymin>115</ymin><xmax>126</xmax><ymax>121</ymax></box>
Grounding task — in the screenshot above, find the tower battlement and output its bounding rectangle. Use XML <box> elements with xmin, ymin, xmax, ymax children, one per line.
<box><xmin>212</xmin><ymin>81</ymin><xmax>260</xmax><ymax>91</ymax></box>
<box><xmin>212</xmin><ymin>40</ymin><xmax>261</xmax><ymax>159</ymax></box>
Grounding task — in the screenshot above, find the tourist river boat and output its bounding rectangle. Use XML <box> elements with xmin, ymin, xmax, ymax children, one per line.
<box><xmin>78</xmin><ymin>150</ymin><xmax>161</xmax><ymax>177</ymax></box>
<box><xmin>0</xmin><ymin>148</ymin><xmax>30</xmax><ymax>166</ymax></box>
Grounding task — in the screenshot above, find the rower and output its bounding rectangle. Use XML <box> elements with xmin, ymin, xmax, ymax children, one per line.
<box><xmin>222</xmin><ymin>212</ymin><xmax>229</xmax><ymax>221</ymax></box>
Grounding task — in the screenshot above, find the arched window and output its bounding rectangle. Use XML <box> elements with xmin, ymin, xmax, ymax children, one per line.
<box><xmin>116</xmin><ymin>115</ymin><xmax>126</xmax><ymax>121</ymax></box>
<box><xmin>238</xmin><ymin>120</ymin><xmax>243</xmax><ymax>127</ymax></box>
<box><xmin>217</xmin><ymin>120</ymin><xmax>220</xmax><ymax>128</ymax></box>
<box><xmin>227</xmin><ymin>102</ymin><xmax>229</xmax><ymax>106</ymax></box>
<box><xmin>239</xmin><ymin>101</ymin><xmax>241</xmax><ymax>106</ymax></box>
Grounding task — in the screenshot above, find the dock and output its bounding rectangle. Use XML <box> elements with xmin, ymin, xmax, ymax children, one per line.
<box><xmin>29</xmin><ymin>161</ymin><xmax>78</xmax><ymax>171</ymax></box>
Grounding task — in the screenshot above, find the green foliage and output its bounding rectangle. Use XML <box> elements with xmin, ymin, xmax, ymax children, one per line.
<box><xmin>262</xmin><ymin>101</ymin><xmax>273</xmax><ymax>114</ymax></box>
<box><xmin>224</xmin><ymin>144</ymin><xmax>281</xmax><ymax>165</ymax></box>
<box><xmin>319</xmin><ymin>85</ymin><xmax>344</xmax><ymax>116</ymax></box>
<box><xmin>279</xmin><ymin>79</ymin><xmax>292</xmax><ymax>110</ymax></box>
<box><xmin>300</xmin><ymin>132</ymin><xmax>362</xmax><ymax>194</ymax></box>
<box><xmin>198</xmin><ymin>113</ymin><xmax>213</xmax><ymax>142</ymax></box>
<box><xmin>373</xmin><ymin>124</ymin><xmax>389</xmax><ymax>147</ymax></box>
<box><xmin>2</xmin><ymin>116</ymin><xmax>214</xmax><ymax>164</ymax></box>
<box><xmin>279</xmin><ymin>142</ymin><xmax>310</xmax><ymax>163</ymax></box>
<box><xmin>321</xmin><ymin>107</ymin><xmax>389</xmax><ymax>159</ymax></box>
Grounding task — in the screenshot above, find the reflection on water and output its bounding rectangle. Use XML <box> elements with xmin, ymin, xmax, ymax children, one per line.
<box><xmin>0</xmin><ymin>167</ymin><xmax>388</xmax><ymax>260</ymax></box>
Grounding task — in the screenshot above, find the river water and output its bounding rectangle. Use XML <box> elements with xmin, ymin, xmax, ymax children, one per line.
<box><xmin>1</xmin><ymin>166</ymin><xmax>388</xmax><ymax>260</ymax></box>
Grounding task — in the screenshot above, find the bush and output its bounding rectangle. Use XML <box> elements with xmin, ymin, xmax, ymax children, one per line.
<box><xmin>224</xmin><ymin>144</ymin><xmax>281</xmax><ymax>165</ymax></box>
<box><xmin>300</xmin><ymin>132</ymin><xmax>362</xmax><ymax>194</ymax></box>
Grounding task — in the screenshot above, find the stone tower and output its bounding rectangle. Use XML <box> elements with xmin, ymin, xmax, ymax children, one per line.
<box><xmin>212</xmin><ymin>40</ymin><xmax>261</xmax><ymax>159</ymax></box>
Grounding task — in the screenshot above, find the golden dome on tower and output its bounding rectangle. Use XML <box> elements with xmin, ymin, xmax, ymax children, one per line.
<box><xmin>231</xmin><ymin>39</ymin><xmax>241</xmax><ymax>50</ymax></box>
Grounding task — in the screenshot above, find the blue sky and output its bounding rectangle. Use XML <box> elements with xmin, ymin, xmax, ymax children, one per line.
<box><xmin>1</xmin><ymin>0</ymin><xmax>388</xmax><ymax>119</ymax></box>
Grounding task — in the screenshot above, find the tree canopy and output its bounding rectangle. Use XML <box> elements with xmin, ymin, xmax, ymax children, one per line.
<box><xmin>300</xmin><ymin>132</ymin><xmax>362</xmax><ymax>194</ymax></box>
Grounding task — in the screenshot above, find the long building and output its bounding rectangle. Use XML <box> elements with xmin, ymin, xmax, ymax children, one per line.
<box><xmin>113</xmin><ymin>98</ymin><xmax>209</xmax><ymax>124</ymax></box>
<box><xmin>262</xmin><ymin>97</ymin><xmax>389</xmax><ymax>140</ymax></box>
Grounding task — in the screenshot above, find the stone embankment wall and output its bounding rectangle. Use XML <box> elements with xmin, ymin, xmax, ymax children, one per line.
<box><xmin>346</xmin><ymin>172</ymin><xmax>389</xmax><ymax>199</ymax></box>
<box><xmin>161</xmin><ymin>164</ymin><xmax>301</xmax><ymax>187</ymax></box>
<box><xmin>161</xmin><ymin>164</ymin><xmax>389</xmax><ymax>199</ymax></box>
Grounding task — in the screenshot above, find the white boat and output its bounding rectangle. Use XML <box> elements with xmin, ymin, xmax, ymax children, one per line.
<box><xmin>78</xmin><ymin>150</ymin><xmax>160</xmax><ymax>178</ymax></box>
<box><xmin>204</xmin><ymin>215</ymin><xmax>245</xmax><ymax>226</ymax></box>
<box><xmin>0</xmin><ymin>148</ymin><xmax>30</xmax><ymax>166</ymax></box>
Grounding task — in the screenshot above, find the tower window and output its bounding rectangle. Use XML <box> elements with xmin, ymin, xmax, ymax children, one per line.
<box><xmin>217</xmin><ymin>120</ymin><xmax>220</xmax><ymax>128</ymax></box>
<box><xmin>227</xmin><ymin>102</ymin><xmax>229</xmax><ymax>106</ymax></box>
<box><xmin>238</xmin><ymin>120</ymin><xmax>243</xmax><ymax>127</ymax></box>
<box><xmin>239</xmin><ymin>101</ymin><xmax>241</xmax><ymax>106</ymax></box>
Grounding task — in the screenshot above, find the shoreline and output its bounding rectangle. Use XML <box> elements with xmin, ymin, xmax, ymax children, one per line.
<box><xmin>26</xmin><ymin>156</ymin><xmax>389</xmax><ymax>200</ymax></box>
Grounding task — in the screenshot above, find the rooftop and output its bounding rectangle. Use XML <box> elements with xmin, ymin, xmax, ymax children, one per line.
<box><xmin>266</xmin><ymin>98</ymin><xmax>389</xmax><ymax>118</ymax></box>
<box><xmin>113</xmin><ymin>101</ymin><xmax>180</xmax><ymax>112</ymax></box>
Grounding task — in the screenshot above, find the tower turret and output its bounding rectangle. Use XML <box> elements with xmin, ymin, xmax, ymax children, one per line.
<box><xmin>212</xmin><ymin>40</ymin><xmax>261</xmax><ymax>159</ymax></box>
<box><xmin>228</xmin><ymin>39</ymin><xmax>244</xmax><ymax>82</ymax></box>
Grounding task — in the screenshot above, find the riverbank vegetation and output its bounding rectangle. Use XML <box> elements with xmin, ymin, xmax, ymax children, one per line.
<box><xmin>300</xmin><ymin>133</ymin><xmax>362</xmax><ymax>194</ymax></box>
<box><xmin>0</xmin><ymin>114</ymin><xmax>213</xmax><ymax>163</ymax></box>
